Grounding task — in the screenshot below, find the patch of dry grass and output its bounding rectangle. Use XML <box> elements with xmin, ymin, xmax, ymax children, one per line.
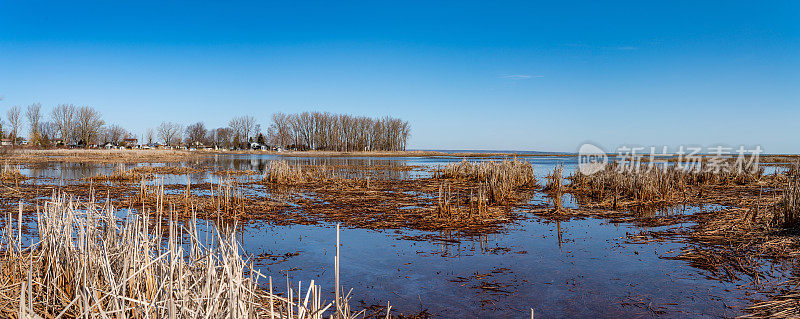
<box><xmin>437</xmin><ymin>159</ymin><xmax>537</xmax><ymax>203</ymax></box>
<box><xmin>262</xmin><ymin>160</ymin><xmax>332</xmax><ymax>185</ymax></box>
<box><xmin>0</xmin><ymin>163</ymin><xmax>27</xmax><ymax>182</ymax></box>
<box><xmin>0</xmin><ymin>194</ymin><xmax>379</xmax><ymax>318</ymax></box>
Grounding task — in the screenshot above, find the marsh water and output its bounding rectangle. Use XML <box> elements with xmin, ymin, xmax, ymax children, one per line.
<box><xmin>11</xmin><ymin>155</ymin><xmax>792</xmax><ymax>317</ymax></box>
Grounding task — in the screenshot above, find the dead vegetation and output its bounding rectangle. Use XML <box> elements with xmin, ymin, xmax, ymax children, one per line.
<box><xmin>262</xmin><ymin>160</ymin><xmax>332</xmax><ymax>185</ymax></box>
<box><xmin>776</xmin><ymin>164</ymin><xmax>800</xmax><ymax>228</ymax></box>
<box><xmin>437</xmin><ymin>159</ymin><xmax>537</xmax><ymax>203</ymax></box>
<box><xmin>0</xmin><ymin>163</ymin><xmax>27</xmax><ymax>183</ymax></box>
<box><xmin>567</xmin><ymin>162</ymin><xmax>765</xmax><ymax>209</ymax></box>
<box><xmin>0</xmin><ymin>194</ymin><xmax>388</xmax><ymax>318</ymax></box>
<box><xmin>85</xmin><ymin>165</ymin><xmax>154</xmax><ymax>182</ymax></box>
<box><xmin>3</xmin><ymin>149</ymin><xmax>203</xmax><ymax>164</ymax></box>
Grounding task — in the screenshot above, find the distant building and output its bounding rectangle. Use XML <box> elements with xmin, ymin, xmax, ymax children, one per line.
<box><xmin>1</xmin><ymin>139</ymin><xmax>12</xmax><ymax>146</ymax></box>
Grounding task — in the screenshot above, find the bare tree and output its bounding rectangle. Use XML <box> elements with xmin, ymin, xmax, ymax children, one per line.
<box><xmin>7</xmin><ymin>106</ymin><xmax>21</xmax><ymax>145</ymax></box>
<box><xmin>145</xmin><ymin>128</ymin><xmax>155</xmax><ymax>145</ymax></box>
<box><xmin>104</xmin><ymin>124</ymin><xmax>127</xmax><ymax>144</ymax></box>
<box><xmin>241</xmin><ymin>115</ymin><xmax>256</xmax><ymax>143</ymax></box>
<box><xmin>185</xmin><ymin>122</ymin><xmax>208</xmax><ymax>146</ymax></box>
<box><xmin>265</xmin><ymin>111</ymin><xmax>410</xmax><ymax>151</ymax></box>
<box><xmin>75</xmin><ymin>106</ymin><xmax>105</xmax><ymax>146</ymax></box>
<box><xmin>38</xmin><ymin>121</ymin><xmax>57</xmax><ymax>147</ymax></box>
<box><xmin>26</xmin><ymin>103</ymin><xmax>43</xmax><ymax>145</ymax></box>
<box><xmin>157</xmin><ymin>122</ymin><xmax>183</xmax><ymax>146</ymax></box>
<box><xmin>51</xmin><ymin>104</ymin><xmax>77</xmax><ymax>145</ymax></box>
<box><xmin>208</xmin><ymin>127</ymin><xmax>234</xmax><ymax>149</ymax></box>
<box><xmin>267</xmin><ymin>112</ymin><xmax>292</xmax><ymax>148</ymax></box>
<box><xmin>228</xmin><ymin>115</ymin><xmax>257</xmax><ymax>147</ymax></box>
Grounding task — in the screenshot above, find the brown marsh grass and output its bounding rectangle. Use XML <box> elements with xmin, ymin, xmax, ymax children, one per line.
<box><xmin>437</xmin><ymin>159</ymin><xmax>536</xmax><ymax>203</ymax></box>
<box><xmin>0</xmin><ymin>194</ymin><xmax>379</xmax><ymax>318</ymax></box>
<box><xmin>0</xmin><ymin>163</ymin><xmax>27</xmax><ymax>183</ymax></box>
<box><xmin>776</xmin><ymin>163</ymin><xmax>800</xmax><ymax>228</ymax></box>
<box><xmin>262</xmin><ymin>160</ymin><xmax>333</xmax><ymax>185</ymax></box>
<box><xmin>567</xmin><ymin>162</ymin><xmax>765</xmax><ymax>209</ymax></box>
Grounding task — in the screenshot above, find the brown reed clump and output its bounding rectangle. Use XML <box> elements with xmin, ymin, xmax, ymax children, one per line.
<box><xmin>543</xmin><ymin>165</ymin><xmax>565</xmax><ymax>212</ymax></box>
<box><xmin>437</xmin><ymin>159</ymin><xmax>536</xmax><ymax>203</ymax></box>
<box><xmin>133</xmin><ymin>165</ymin><xmax>201</xmax><ymax>175</ymax></box>
<box><xmin>0</xmin><ymin>194</ymin><xmax>374</xmax><ymax>318</ymax></box>
<box><xmin>263</xmin><ymin>160</ymin><xmax>332</xmax><ymax>185</ymax></box>
<box><xmin>568</xmin><ymin>162</ymin><xmax>766</xmax><ymax>208</ymax></box>
<box><xmin>543</xmin><ymin>164</ymin><xmax>563</xmax><ymax>193</ymax></box>
<box><xmin>85</xmin><ymin>165</ymin><xmax>154</xmax><ymax>183</ymax></box>
<box><xmin>776</xmin><ymin>164</ymin><xmax>800</xmax><ymax>228</ymax></box>
<box><xmin>568</xmin><ymin>163</ymin><xmax>688</xmax><ymax>206</ymax></box>
<box><xmin>0</xmin><ymin>163</ymin><xmax>27</xmax><ymax>182</ymax></box>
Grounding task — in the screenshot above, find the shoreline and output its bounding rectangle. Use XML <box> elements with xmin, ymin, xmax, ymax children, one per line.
<box><xmin>4</xmin><ymin>147</ymin><xmax>798</xmax><ymax>160</ymax></box>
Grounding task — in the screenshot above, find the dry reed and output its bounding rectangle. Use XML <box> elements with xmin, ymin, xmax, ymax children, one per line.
<box><xmin>568</xmin><ymin>162</ymin><xmax>765</xmax><ymax>208</ymax></box>
<box><xmin>776</xmin><ymin>163</ymin><xmax>800</xmax><ymax>228</ymax></box>
<box><xmin>0</xmin><ymin>194</ymin><xmax>375</xmax><ymax>318</ymax></box>
<box><xmin>437</xmin><ymin>159</ymin><xmax>536</xmax><ymax>203</ymax></box>
<box><xmin>0</xmin><ymin>163</ymin><xmax>27</xmax><ymax>182</ymax></box>
<box><xmin>263</xmin><ymin>161</ymin><xmax>332</xmax><ymax>185</ymax></box>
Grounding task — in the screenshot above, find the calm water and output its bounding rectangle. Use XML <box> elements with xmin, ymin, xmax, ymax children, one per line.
<box><xmin>9</xmin><ymin>154</ymin><xmax>790</xmax><ymax>318</ymax></box>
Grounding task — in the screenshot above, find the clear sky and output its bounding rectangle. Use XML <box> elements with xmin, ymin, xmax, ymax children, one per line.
<box><xmin>0</xmin><ymin>1</ymin><xmax>798</xmax><ymax>153</ymax></box>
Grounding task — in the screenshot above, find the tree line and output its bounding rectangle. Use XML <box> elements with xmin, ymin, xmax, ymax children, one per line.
<box><xmin>266</xmin><ymin>112</ymin><xmax>410</xmax><ymax>151</ymax></box>
<box><xmin>0</xmin><ymin>103</ymin><xmax>411</xmax><ymax>151</ymax></box>
<box><xmin>0</xmin><ymin>104</ymin><xmax>115</xmax><ymax>147</ymax></box>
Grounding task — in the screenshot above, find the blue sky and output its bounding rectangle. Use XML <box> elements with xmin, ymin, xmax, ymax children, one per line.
<box><xmin>0</xmin><ymin>1</ymin><xmax>798</xmax><ymax>152</ymax></box>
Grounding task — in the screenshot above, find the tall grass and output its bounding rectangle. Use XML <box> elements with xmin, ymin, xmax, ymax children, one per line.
<box><xmin>778</xmin><ymin>163</ymin><xmax>800</xmax><ymax>228</ymax></box>
<box><xmin>568</xmin><ymin>162</ymin><xmax>764</xmax><ymax>206</ymax></box>
<box><xmin>0</xmin><ymin>163</ymin><xmax>26</xmax><ymax>182</ymax></box>
<box><xmin>0</xmin><ymin>194</ymin><xmax>370</xmax><ymax>318</ymax></box>
<box><xmin>544</xmin><ymin>165</ymin><xmax>564</xmax><ymax>212</ymax></box>
<box><xmin>87</xmin><ymin>164</ymin><xmax>152</xmax><ymax>182</ymax></box>
<box><xmin>438</xmin><ymin>159</ymin><xmax>536</xmax><ymax>203</ymax></box>
<box><xmin>263</xmin><ymin>160</ymin><xmax>331</xmax><ymax>185</ymax></box>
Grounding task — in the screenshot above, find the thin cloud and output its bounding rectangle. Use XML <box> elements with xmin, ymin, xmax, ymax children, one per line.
<box><xmin>500</xmin><ymin>74</ymin><xmax>544</xmax><ymax>80</ymax></box>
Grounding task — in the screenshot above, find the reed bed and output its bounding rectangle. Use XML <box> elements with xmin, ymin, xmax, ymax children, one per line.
<box><xmin>85</xmin><ymin>165</ymin><xmax>154</xmax><ymax>183</ymax></box>
<box><xmin>437</xmin><ymin>159</ymin><xmax>536</xmax><ymax>203</ymax></box>
<box><xmin>776</xmin><ymin>165</ymin><xmax>800</xmax><ymax>228</ymax></box>
<box><xmin>567</xmin><ymin>162</ymin><xmax>765</xmax><ymax>208</ymax></box>
<box><xmin>0</xmin><ymin>163</ymin><xmax>27</xmax><ymax>182</ymax></box>
<box><xmin>134</xmin><ymin>166</ymin><xmax>202</xmax><ymax>175</ymax></box>
<box><xmin>0</xmin><ymin>195</ymin><xmax>374</xmax><ymax>318</ymax></box>
<box><xmin>543</xmin><ymin>165</ymin><xmax>564</xmax><ymax>212</ymax></box>
<box><xmin>263</xmin><ymin>161</ymin><xmax>332</xmax><ymax>185</ymax></box>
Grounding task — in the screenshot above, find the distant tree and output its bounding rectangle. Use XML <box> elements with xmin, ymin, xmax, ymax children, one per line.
<box><xmin>185</xmin><ymin>122</ymin><xmax>208</xmax><ymax>146</ymax></box>
<box><xmin>104</xmin><ymin>124</ymin><xmax>127</xmax><ymax>144</ymax></box>
<box><xmin>257</xmin><ymin>133</ymin><xmax>265</xmax><ymax>145</ymax></box>
<box><xmin>38</xmin><ymin>121</ymin><xmax>56</xmax><ymax>147</ymax></box>
<box><xmin>75</xmin><ymin>106</ymin><xmax>105</xmax><ymax>146</ymax></box>
<box><xmin>26</xmin><ymin>103</ymin><xmax>43</xmax><ymax>145</ymax></box>
<box><xmin>146</xmin><ymin>128</ymin><xmax>155</xmax><ymax>145</ymax></box>
<box><xmin>228</xmin><ymin>115</ymin><xmax>256</xmax><ymax>147</ymax></box>
<box><xmin>51</xmin><ymin>104</ymin><xmax>77</xmax><ymax>144</ymax></box>
<box><xmin>267</xmin><ymin>112</ymin><xmax>292</xmax><ymax>148</ymax></box>
<box><xmin>264</xmin><ymin>111</ymin><xmax>410</xmax><ymax>151</ymax></box>
<box><xmin>7</xmin><ymin>106</ymin><xmax>21</xmax><ymax>145</ymax></box>
<box><xmin>157</xmin><ymin>122</ymin><xmax>183</xmax><ymax>146</ymax></box>
<box><xmin>208</xmin><ymin>127</ymin><xmax>233</xmax><ymax>149</ymax></box>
